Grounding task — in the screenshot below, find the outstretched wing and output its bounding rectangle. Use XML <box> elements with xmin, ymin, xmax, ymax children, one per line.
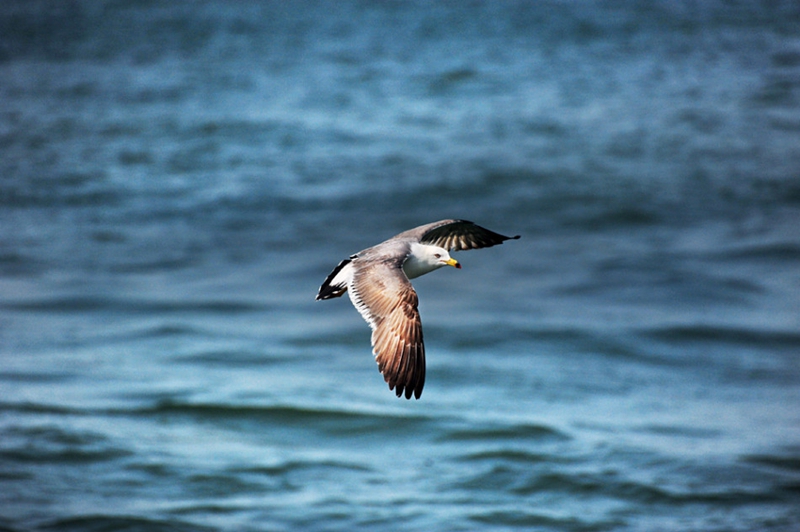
<box><xmin>416</xmin><ymin>219</ymin><xmax>520</xmax><ymax>251</ymax></box>
<box><xmin>348</xmin><ymin>259</ymin><xmax>425</xmax><ymax>399</ymax></box>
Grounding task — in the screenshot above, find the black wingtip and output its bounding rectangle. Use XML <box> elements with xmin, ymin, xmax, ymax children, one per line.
<box><xmin>316</xmin><ymin>283</ymin><xmax>346</xmax><ymax>300</ymax></box>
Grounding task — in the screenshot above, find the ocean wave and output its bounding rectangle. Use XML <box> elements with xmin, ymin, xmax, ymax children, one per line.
<box><xmin>641</xmin><ymin>325</ymin><xmax>800</xmax><ymax>349</ymax></box>
<box><xmin>1</xmin><ymin>426</ymin><xmax>131</xmax><ymax>465</ymax></box>
<box><xmin>133</xmin><ymin>400</ymin><xmax>433</xmax><ymax>438</ymax></box>
<box><xmin>438</xmin><ymin>422</ymin><xmax>569</xmax><ymax>443</ymax></box>
<box><xmin>468</xmin><ymin>508</ymin><xmax>617</xmax><ymax>531</ymax></box>
<box><xmin>36</xmin><ymin>515</ymin><xmax>212</xmax><ymax>532</ymax></box>
<box><xmin>171</xmin><ymin>349</ymin><xmax>281</xmax><ymax>368</ymax></box>
<box><xmin>0</xmin><ymin>297</ymin><xmax>267</xmax><ymax>314</ymax></box>
<box><xmin>457</xmin><ymin>448</ymin><xmax>571</xmax><ymax>466</ymax></box>
<box><xmin>717</xmin><ymin>241</ymin><xmax>800</xmax><ymax>262</ymax></box>
<box><xmin>742</xmin><ymin>449</ymin><xmax>800</xmax><ymax>474</ymax></box>
<box><xmin>509</xmin><ymin>471</ymin><xmax>780</xmax><ymax>505</ymax></box>
<box><xmin>457</xmin><ymin>465</ymin><xmax>783</xmax><ymax>508</ymax></box>
<box><xmin>0</xmin><ymin>402</ymin><xmax>84</xmax><ymax>416</ymax></box>
<box><xmin>232</xmin><ymin>459</ymin><xmax>371</xmax><ymax>478</ymax></box>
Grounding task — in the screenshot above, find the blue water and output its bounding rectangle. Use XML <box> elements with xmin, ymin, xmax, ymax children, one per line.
<box><xmin>2</xmin><ymin>1</ymin><xmax>800</xmax><ymax>530</ymax></box>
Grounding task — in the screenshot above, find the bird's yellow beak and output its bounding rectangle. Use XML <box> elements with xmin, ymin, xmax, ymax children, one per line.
<box><xmin>446</xmin><ymin>258</ymin><xmax>461</xmax><ymax>269</ymax></box>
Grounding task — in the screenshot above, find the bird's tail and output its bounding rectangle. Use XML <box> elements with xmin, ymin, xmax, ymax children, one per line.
<box><xmin>315</xmin><ymin>258</ymin><xmax>352</xmax><ymax>300</ymax></box>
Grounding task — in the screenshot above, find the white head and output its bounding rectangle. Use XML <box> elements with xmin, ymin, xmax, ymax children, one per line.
<box><xmin>404</xmin><ymin>243</ymin><xmax>461</xmax><ymax>279</ymax></box>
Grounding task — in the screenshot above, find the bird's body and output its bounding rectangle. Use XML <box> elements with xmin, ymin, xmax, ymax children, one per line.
<box><xmin>316</xmin><ymin>219</ymin><xmax>519</xmax><ymax>399</ymax></box>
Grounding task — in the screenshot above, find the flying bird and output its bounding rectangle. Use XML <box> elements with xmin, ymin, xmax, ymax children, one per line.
<box><xmin>316</xmin><ymin>219</ymin><xmax>520</xmax><ymax>399</ymax></box>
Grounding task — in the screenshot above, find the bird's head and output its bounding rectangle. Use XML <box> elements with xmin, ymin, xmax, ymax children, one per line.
<box><xmin>427</xmin><ymin>245</ymin><xmax>460</xmax><ymax>270</ymax></box>
<box><xmin>404</xmin><ymin>243</ymin><xmax>461</xmax><ymax>279</ymax></box>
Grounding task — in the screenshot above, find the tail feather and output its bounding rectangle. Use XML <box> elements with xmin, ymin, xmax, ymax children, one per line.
<box><xmin>316</xmin><ymin>258</ymin><xmax>351</xmax><ymax>300</ymax></box>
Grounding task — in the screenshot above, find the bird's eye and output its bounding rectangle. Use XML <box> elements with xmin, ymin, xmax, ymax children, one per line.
<box><xmin>434</xmin><ymin>253</ymin><xmax>441</xmax><ymax>258</ymax></box>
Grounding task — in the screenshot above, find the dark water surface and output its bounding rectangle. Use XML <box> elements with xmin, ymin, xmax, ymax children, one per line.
<box><xmin>2</xmin><ymin>1</ymin><xmax>800</xmax><ymax>530</ymax></box>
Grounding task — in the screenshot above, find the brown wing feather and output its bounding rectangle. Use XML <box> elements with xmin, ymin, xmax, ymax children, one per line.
<box><xmin>349</xmin><ymin>260</ymin><xmax>426</xmax><ymax>399</ymax></box>
<box><xmin>418</xmin><ymin>219</ymin><xmax>520</xmax><ymax>251</ymax></box>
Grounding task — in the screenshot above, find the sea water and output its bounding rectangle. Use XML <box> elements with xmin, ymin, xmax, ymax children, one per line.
<box><xmin>1</xmin><ymin>1</ymin><xmax>799</xmax><ymax>530</ymax></box>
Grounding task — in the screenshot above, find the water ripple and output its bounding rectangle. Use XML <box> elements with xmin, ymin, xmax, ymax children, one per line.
<box><xmin>438</xmin><ymin>422</ymin><xmax>569</xmax><ymax>443</ymax></box>
<box><xmin>38</xmin><ymin>516</ymin><xmax>213</xmax><ymax>532</ymax></box>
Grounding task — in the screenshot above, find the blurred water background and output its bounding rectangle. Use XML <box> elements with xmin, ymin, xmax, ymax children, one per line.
<box><xmin>2</xmin><ymin>1</ymin><xmax>800</xmax><ymax>531</ymax></box>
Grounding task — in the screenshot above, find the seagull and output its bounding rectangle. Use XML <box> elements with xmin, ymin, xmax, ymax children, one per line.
<box><xmin>316</xmin><ymin>219</ymin><xmax>520</xmax><ymax>399</ymax></box>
